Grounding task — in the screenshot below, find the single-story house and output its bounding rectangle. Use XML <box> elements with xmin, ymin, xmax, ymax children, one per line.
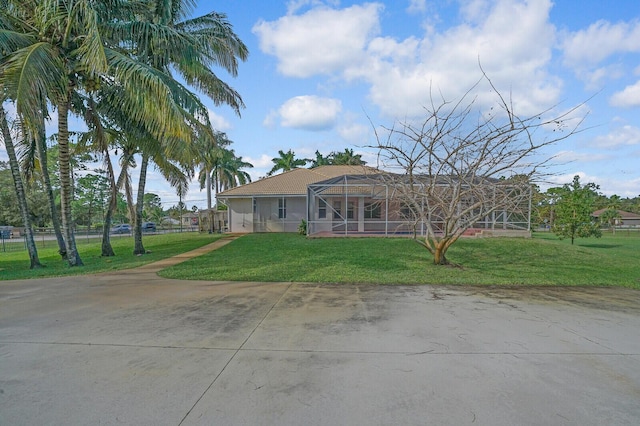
<box><xmin>216</xmin><ymin>165</ymin><xmax>531</xmax><ymax>237</ymax></box>
<box><xmin>217</xmin><ymin>166</ymin><xmax>373</xmax><ymax>233</ymax></box>
<box><xmin>592</xmin><ymin>209</ymin><xmax>640</xmax><ymax>228</ymax></box>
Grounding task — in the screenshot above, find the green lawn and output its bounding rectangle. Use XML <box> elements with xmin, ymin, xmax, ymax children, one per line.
<box><xmin>0</xmin><ymin>233</ymin><xmax>223</xmax><ymax>280</ymax></box>
<box><xmin>159</xmin><ymin>232</ymin><xmax>640</xmax><ymax>288</ymax></box>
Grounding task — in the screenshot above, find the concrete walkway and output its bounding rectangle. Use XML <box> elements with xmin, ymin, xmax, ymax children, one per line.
<box><xmin>1</xmin><ymin>238</ymin><xmax>639</xmax><ymax>425</ymax></box>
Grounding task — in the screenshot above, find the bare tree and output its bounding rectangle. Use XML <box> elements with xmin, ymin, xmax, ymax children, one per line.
<box><xmin>373</xmin><ymin>74</ymin><xmax>586</xmax><ymax>265</ymax></box>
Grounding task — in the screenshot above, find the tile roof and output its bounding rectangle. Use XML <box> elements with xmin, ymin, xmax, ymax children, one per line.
<box><xmin>217</xmin><ymin>165</ymin><xmax>378</xmax><ymax>197</ymax></box>
<box><xmin>592</xmin><ymin>209</ymin><xmax>640</xmax><ymax>219</ymax></box>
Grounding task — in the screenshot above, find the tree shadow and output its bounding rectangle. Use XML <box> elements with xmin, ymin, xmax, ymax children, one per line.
<box><xmin>578</xmin><ymin>244</ymin><xmax>622</xmax><ymax>249</ymax></box>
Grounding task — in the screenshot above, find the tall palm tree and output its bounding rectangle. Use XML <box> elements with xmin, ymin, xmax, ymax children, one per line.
<box><xmin>268</xmin><ymin>149</ymin><xmax>309</xmax><ymax>176</ymax></box>
<box><xmin>0</xmin><ymin>0</ymin><xmax>112</xmax><ymax>266</ymax></box>
<box><xmin>19</xmin><ymin>113</ymin><xmax>67</xmax><ymax>258</ymax></box>
<box><xmin>132</xmin><ymin>136</ymin><xmax>191</xmax><ymax>255</ymax></box>
<box><xmin>109</xmin><ymin>0</ymin><xmax>248</xmax><ymax>251</ymax></box>
<box><xmin>0</xmin><ymin>103</ymin><xmax>42</xmax><ymax>268</ymax></box>
<box><xmin>205</xmin><ymin>147</ymin><xmax>253</xmax><ymax>194</ymax></box>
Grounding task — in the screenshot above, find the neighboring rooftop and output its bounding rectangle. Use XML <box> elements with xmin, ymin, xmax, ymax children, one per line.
<box><xmin>592</xmin><ymin>209</ymin><xmax>640</xmax><ymax>219</ymax></box>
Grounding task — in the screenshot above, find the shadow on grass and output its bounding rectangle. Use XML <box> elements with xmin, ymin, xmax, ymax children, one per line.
<box><xmin>578</xmin><ymin>244</ymin><xmax>622</xmax><ymax>249</ymax></box>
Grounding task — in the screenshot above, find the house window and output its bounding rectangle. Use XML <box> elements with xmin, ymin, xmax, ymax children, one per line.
<box><xmin>400</xmin><ymin>203</ymin><xmax>416</xmax><ymax>219</ymax></box>
<box><xmin>333</xmin><ymin>201</ymin><xmax>341</xmax><ymax>219</ymax></box>
<box><xmin>253</xmin><ymin>198</ymin><xmax>257</xmax><ymax>214</ymax></box>
<box><xmin>278</xmin><ymin>198</ymin><xmax>286</xmax><ymax>219</ymax></box>
<box><xmin>318</xmin><ymin>199</ymin><xmax>327</xmax><ymax>219</ymax></box>
<box><xmin>364</xmin><ymin>202</ymin><xmax>381</xmax><ymax>219</ymax></box>
<box><xmin>347</xmin><ymin>201</ymin><xmax>355</xmax><ymax>219</ymax></box>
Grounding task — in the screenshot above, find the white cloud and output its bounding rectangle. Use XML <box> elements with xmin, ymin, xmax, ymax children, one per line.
<box><xmin>243</xmin><ymin>153</ymin><xmax>273</xmax><ymax>169</ymax></box>
<box><xmin>286</xmin><ymin>0</ymin><xmax>339</xmax><ymax>15</ymax></box>
<box><xmin>337</xmin><ymin>121</ymin><xmax>370</xmax><ymax>144</ymax></box>
<box><xmin>263</xmin><ymin>109</ymin><xmax>278</xmax><ymax>128</ymax></box>
<box><xmin>545</xmin><ymin>171</ymin><xmax>601</xmax><ymax>188</ymax></box>
<box><xmin>610</xmin><ymin>80</ymin><xmax>640</xmax><ymax>108</ymax></box>
<box><xmin>561</xmin><ymin>19</ymin><xmax>640</xmax><ymax>67</ymax></box>
<box><xmin>253</xmin><ymin>3</ymin><xmax>382</xmax><ymax>78</ymax></box>
<box><xmin>552</xmin><ymin>150</ymin><xmax>611</xmax><ymax>163</ymax></box>
<box><xmin>407</xmin><ymin>0</ymin><xmax>426</xmax><ymax>14</ymax></box>
<box><xmin>208</xmin><ymin>110</ymin><xmax>232</xmax><ymax>131</ymax></box>
<box><xmin>241</xmin><ymin>154</ymin><xmax>273</xmax><ymax>181</ymax></box>
<box><xmin>591</xmin><ymin>125</ymin><xmax>640</xmax><ymax>148</ymax></box>
<box><xmin>256</xmin><ymin>0</ymin><xmax>561</xmax><ymax>119</ymax></box>
<box><xmin>362</xmin><ymin>0</ymin><xmax>559</xmax><ymax>117</ymax></box>
<box><xmin>278</xmin><ymin>95</ymin><xmax>342</xmax><ymax>130</ymax></box>
<box><xmin>580</xmin><ymin>64</ymin><xmax>624</xmax><ymax>90</ymax></box>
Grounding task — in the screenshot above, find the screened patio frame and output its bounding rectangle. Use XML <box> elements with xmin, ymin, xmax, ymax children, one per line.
<box><xmin>306</xmin><ymin>174</ymin><xmax>532</xmax><ymax>237</ymax></box>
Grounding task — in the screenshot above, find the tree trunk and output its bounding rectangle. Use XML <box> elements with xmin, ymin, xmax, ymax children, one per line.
<box><xmin>133</xmin><ymin>153</ymin><xmax>149</xmax><ymax>255</ymax></box>
<box><xmin>432</xmin><ymin>238</ymin><xmax>451</xmax><ymax>265</ymax></box>
<box><xmin>206</xmin><ymin>167</ymin><xmax>213</xmax><ymax>233</ymax></box>
<box><xmin>0</xmin><ymin>106</ymin><xmax>43</xmax><ymax>269</ymax></box>
<box><xmin>124</xmin><ymin>169</ymin><xmax>135</xmax><ymax>226</ymax></box>
<box><xmin>101</xmin><ymin>204</ymin><xmax>116</xmax><ymax>256</ymax></box>
<box><xmin>100</xmin><ymin>148</ymin><xmax>125</xmax><ymax>257</ymax></box>
<box><xmin>57</xmin><ymin>97</ymin><xmax>83</xmax><ymax>266</ymax></box>
<box><xmin>35</xmin><ymin>123</ymin><xmax>67</xmax><ymax>258</ymax></box>
<box><xmin>433</xmin><ymin>245</ymin><xmax>447</xmax><ymax>265</ymax></box>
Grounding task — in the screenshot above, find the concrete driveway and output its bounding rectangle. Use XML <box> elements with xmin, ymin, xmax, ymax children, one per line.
<box><xmin>1</xmin><ymin>241</ymin><xmax>639</xmax><ymax>425</ymax></box>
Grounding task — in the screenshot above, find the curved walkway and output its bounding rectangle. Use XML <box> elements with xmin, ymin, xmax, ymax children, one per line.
<box><xmin>1</xmin><ymin>237</ymin><xmax>639</xmax><ymax>425</ymax></box>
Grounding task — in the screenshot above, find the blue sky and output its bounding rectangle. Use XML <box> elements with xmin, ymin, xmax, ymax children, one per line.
<box><xmin>184</xmin><ymin>0</ymin><xmax>640</xmax><ymax>208</ymax></box>
<box><xmin>2</xmin><ymin>0</ymin><xmax>640</xmax><ymax>209</ymax></box>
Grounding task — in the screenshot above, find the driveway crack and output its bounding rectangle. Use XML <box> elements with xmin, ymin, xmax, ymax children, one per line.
<box><xmin>177</xmin><ymin>282</ymin><xmax>293</xmax><ymax>425</ymax></box>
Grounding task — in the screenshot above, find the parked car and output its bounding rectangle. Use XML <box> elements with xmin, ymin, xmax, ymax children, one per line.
<box><xmin>110</xmin><ymin>224</ymin><xmax>131</xmax><ymax>234</ymax></box>
<box><xmin>141</xmin><ymin>222</ymin><xmax>157</xmax><ymax>232</ymax></box>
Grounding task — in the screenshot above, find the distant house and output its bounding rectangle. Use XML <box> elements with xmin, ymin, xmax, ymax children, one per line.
<box><xmin>216</xmin><ymin>165</ymin><xmax>531</xmax><ymax>237</ymax></box>
<box><xmin>180</xmin><ymin>212</ymin><xmax>199</xmax><ymax>229</ymax></box>
<box><xmin>197</xmin><ymin>209</ymin><xmax>228</xmax><ymax>233</ymax></box>
<box><xmin>592</xmin><ymin>209</ymin><xmax>640</xmax><ymax>228</ymax></box>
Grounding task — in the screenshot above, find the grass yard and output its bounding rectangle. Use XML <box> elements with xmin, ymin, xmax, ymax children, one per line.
<box><xmin>0</xmin><ymin>233</ymin><xmax>223</xmax><ymax>280</ymax></box>
<box><xmin>159</xmin><ymin>232</ymin><xmax>640</xmax><ymax>288</ymax></box>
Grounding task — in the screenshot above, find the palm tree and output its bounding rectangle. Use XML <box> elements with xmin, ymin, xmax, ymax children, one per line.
<box><xmin>268</xmin><ymin>149</ymin><xmax>309</xmax><ymax>176</ymax></box>
<box><xmin>330</xmin><ymin>148</ymin><xmax>366</xmax><ymax>165</ymax></box>
<box><xmin>18</xmin><ymin>112</ymin><xmax>67</xmax><ymax>258</ymax></box>
<box><xmin>0</xmin><ymin>103</ymin><xmax>42</xmax><ymax>268</ymax></box>
<box><xmin>133</xmin><ymin>139</ymin><xmax>191</xmax><ymax>255</ymax></box>
<box><xmin>2</xmin><ymin>1</ymin><xmax>248</xmax><ymax>263</ymax></box>
<box><xmin>110</xmin><ymin>0</ymin><xmax>249</xmax><ymax>251</ymax></box>
<box><xmin>0</xmin><ymin>0</ymin><xmax>113</xmax><ymax>266</ymax></box>
<box><xmin>212</xmin><ymin>148</ymin><xmax>253</xmax><ymax>193</ymax></box>
<box><xmin>77</xmin><ymin>97</ymin><xmax>127</xmax><ymax>257</ymax></box>
<box><xmin>310</xmin><ymin>150</ymin><xmax>331</xmax><ymax>168</ymax></box>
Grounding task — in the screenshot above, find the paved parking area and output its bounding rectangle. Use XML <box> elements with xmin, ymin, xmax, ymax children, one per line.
<box><xmin>1</xmin><ymin>251</ymin><xmax>639</xmax><ymax>425</ymax></box>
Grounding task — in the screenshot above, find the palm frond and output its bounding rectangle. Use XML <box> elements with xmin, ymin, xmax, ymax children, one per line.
<box><xmin>1</xmin><ymin>41</ymin><xmax>67</xmax><ymax>130</ymax></box>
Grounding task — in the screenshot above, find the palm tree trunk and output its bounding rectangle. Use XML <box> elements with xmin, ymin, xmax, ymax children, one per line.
<box><xmin>100</xmin><ymin>149</ymin><xmax>124</xmax><ymax>257</ymax></box>
<box><xmin>35</xmin><ymin>123</ymin><xmax>67</xmax><ymax>258</ymax></box>
<box><xmin>124</xmin><ymin>172</ymin><xmax>135</xmax><ymax>225</ymax></box>
<box><xmin>0</xmin><ymin>105</ymin><xmax>43</xmax><ymax>269</ymax></box>
<box><xmin>133</xmin><ymin>153</ymin><xmax>149</xmax><ymax>255</ymax></box>
<box><xmin>57</xmin><ymin>97</ymin><xmax>83</xmax><ymax>266</ymax></box>
<box><xmin>206</xmin><ymin>167</ymin><xmax>213</xmax><ymax>233</ymax></box>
